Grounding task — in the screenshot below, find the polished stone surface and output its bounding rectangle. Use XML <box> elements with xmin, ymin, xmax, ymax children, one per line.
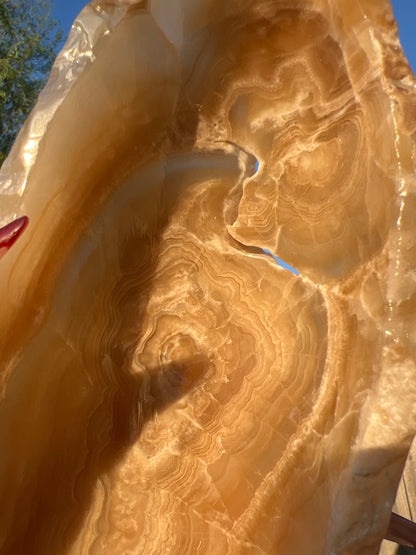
<box><xmin>0</xmin><ymin>1</ymin><xmax>416</xmax><ymax>553</ymax></box>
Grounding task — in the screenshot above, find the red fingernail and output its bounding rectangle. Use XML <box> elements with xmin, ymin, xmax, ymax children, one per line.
<box><xmin>0</xmin><ymin>216</ymin><xmax>29</xmax><ymax>259</ymax></box>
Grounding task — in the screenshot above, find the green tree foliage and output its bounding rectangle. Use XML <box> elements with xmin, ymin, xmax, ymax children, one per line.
<box><xmin>0</xmin><ymin>0</ymin><xmax>62</xmax><ymax>167</ymax></box>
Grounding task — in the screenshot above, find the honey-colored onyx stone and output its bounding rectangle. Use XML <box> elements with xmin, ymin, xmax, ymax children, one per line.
<box><xmin>1</xmin><ymin>1</ymin><xmax>416</xmax><ymax>553</ymax></box>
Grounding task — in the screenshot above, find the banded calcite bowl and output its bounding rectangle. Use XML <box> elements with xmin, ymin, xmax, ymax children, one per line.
<box><xmin>1</xmin><ymin>1</ymin><xmax>416</xmax><ymax>553</ymax></box>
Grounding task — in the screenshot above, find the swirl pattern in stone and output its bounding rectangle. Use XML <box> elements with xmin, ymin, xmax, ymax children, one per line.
<box><xmin>0</xmin><ymin>1</ymin><xmax>416</xmax><ymax>553</ymax></box>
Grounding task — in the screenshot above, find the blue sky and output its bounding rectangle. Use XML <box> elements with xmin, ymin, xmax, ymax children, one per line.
<box><xmin>51</xmin><ymin>1</ymin><xmax>416</xmax><ymax>73</ymax></box>
<box><xmin>51</xmin><ymin>0</ymin><xmax>87</xmax><ymax>47</ymax></box>
<box><xmin>391</xmin><ymin>0</ymin><xmax>416</xmax><ymax>73</ymax></box>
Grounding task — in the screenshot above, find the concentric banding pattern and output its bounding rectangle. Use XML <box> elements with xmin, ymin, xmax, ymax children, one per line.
<box><xmin>0</xmin><ymin>1</ymin><xmax>416</xmax><ymax>554</ymax></box>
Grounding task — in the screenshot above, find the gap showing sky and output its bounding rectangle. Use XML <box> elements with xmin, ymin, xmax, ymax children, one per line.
<box><xmin>49</xmin><ymin>0</ymin><xmax>416</xmax><ymax>276</ymax></box>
